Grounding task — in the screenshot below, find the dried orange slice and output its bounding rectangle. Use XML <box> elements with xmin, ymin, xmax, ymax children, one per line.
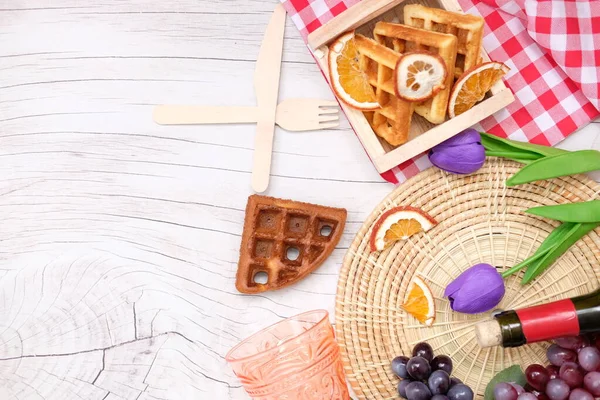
<box><xmin>448</xmin><ymin>61</ymin><xmax>510</xmax><ymax>118</ymax></box>
<box><xmin>394</xmin><ymin>51</ymin><xmax>447</xmax><ymax>102</ymax></box>
<box><xmin>402</xmin><ymin>276</ymin><xmax>435</xmax><ymax>326</ymax></box>
<box><xmin>328</xmin><ymin>32</ymin><xmax>379</xmax><ymax>110</ymax></box>
<box><xmin>369</xmin><ymin>206</ymin><xmax>437</xmax><ymax>252</ymax></box>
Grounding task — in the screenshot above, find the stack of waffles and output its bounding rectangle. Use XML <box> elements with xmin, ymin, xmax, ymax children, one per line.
<box><xmin>356</xmin><ymin>4</ymin><xmax>484</xmax><ymax>147</ymax></box>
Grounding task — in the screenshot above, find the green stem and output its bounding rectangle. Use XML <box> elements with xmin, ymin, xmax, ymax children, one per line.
<box><xmin>501</xmin><ymin>245</ymin><xmax>557</xmax><ymax>278</ymax></box>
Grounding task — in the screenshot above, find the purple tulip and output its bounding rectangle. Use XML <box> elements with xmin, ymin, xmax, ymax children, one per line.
<box><xmin>444</xmin><ymin>263</ymin><xmax>505</xmax><ymax>314</ymax></box>
<box><xmin>428</xmin><ymin>128</ymin><xmax>486</xmax><ymax>174</ymax></box>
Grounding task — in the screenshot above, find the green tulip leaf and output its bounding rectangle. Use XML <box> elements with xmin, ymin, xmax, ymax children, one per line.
<box><xmin>522</xmin><ymin>222</ymin><xmax>599</xmax><ymax>284</ymax></box>
<box><xmin>507</xmin><ymin>150</ymin><xmax>600</xmax><ymax>187</ymax></box>
<box><xmin>526</xmin><ymin>201</ymin><xmax>600</xmax><ymax>223</ymax></box>
<box><xmin>480</xmin><ymin>133</ymin><xmax>567</xmax><ymax>161</ymax></box>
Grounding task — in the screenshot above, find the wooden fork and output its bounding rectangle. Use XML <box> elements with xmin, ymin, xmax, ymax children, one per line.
<box><xmin>153</xmin><ymin>98</ymin><xmax>340</xmax><ymax>131</ymax></box>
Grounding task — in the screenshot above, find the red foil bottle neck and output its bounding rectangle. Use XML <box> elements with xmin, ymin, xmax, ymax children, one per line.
<box><xmin>515</xmin><ymin>299</ymin><xmax>580</xmax><ymax>343</ymax></box>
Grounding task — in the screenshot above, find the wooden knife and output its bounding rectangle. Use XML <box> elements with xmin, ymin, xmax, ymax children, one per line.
<box><xmin>251</xmin><ymin>4</ymin><xmax>286</xmax><ymax>193</ymax></box>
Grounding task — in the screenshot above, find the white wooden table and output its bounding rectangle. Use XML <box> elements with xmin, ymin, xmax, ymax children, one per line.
<box><xmin>0</xmin><ymin>1</ymin><xmax>598</xmax><ymax>399</ymax></box>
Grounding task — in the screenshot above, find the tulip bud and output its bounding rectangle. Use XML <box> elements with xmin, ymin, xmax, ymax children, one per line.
<box><xmin>444</xmin><ymin>263</ymin><xmax>505</xmax><ymax>314</ymax></box>
<box><xmin>428</xmin><ymin>128</ymin><xmax>486</xmax><ymax>174</ymax></box>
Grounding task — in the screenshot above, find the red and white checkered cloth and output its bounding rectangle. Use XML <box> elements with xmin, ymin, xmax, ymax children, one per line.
<box><xmin>280</xmin><ymin>0</ymin><xmax>600</xmax><ymax>184</ymax></box>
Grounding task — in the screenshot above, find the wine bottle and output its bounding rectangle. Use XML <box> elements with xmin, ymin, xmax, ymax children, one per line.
<box><xmin>476</xmin><ymin>288</ymin><xmax>600</xmax><ymax>348</ymax></box>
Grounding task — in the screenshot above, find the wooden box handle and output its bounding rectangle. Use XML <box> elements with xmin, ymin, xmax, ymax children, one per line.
<box><xmin>307</xmin><ymin>0</ymin><xmax>406</xmax><ymax>50</ymax></box>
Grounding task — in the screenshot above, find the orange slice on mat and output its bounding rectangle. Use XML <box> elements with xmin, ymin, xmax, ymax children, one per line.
<box><xmin>402</xmin><ymin>276</ymin><xmax>435</xmax><ymax>326</ymax></box>
<box><xmin>448</xmin><ymin>61</ymin><xmax>510</xmax><ymax>118</ymax></box>
<box><xmin>369</xmin><ymin>206</ymin><xmax>437</xmax><ymax>252</ymax></box>
<box><xmin>394</xmin><ymin>51</ymin><xmax>447</xmax><ymax>102</ymax></box>
<box><xmin>328</xmin><ymin>32</ymin><xmax>379</xmax><ymax>110</ymax></box>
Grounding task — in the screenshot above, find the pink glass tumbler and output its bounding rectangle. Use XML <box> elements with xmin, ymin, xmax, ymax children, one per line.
<box><xmin>226</xmin><ymin>310</ymin><xmax>350</xmax><ymax>400</ymax></box>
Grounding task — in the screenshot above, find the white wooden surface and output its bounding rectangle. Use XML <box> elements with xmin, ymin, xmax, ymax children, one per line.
<box><xmin>0</xmin><ymin>1</ymin><xmax>598</xmax><ymax>399</ymax></box>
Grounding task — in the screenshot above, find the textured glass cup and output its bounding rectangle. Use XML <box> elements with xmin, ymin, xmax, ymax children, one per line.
<box><xmin>226</xmin><ymin>310</ymin><xmax>349</xmax><ymax>399</ymax></box>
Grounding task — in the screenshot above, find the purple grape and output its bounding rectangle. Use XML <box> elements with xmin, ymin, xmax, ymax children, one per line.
<box><xmin>406</xmin><ymin>381</ymin><xmax>433</xmax><ymax>400</ymax></box>
<box><xmin>568</xmin><ymin>388</ymin><xmax>593</xmax><ymax>400</ymax></box>
<box><xmin>510</xmin><ymin>384</ymin><xmax>525</xmax><ymax>395</ymax></box>
<box><xmin>592</xmin><ymin>336</ymin><xmax>600</xmax><ymax>351</ymax></box>
<box><xmin>431</xmin><ymin>355</ymin><xmax>453</xmax><ymax>375</ymax></box>
<box><xmin>583</xmin><ymin>371</ymin><xmax>600</xmax><ymax>396</ymax></box>
<box><xmin>393</xmin><ymin>356</ymin><xmax>411</xmax><ymax>379</ymax></box>
<box><xmin>547</xmin><ymin>365</ymin><xmax>560</xmax><ymax>380</ymax></box>
<box><xmin>546</xmin><ymin>379</ymin><xmax>570</xmax><ymax>400</ymax></box>
<box><xmin>432</xmin><ymin>396</ymin><xmax>449</xmax><ymax>400</ymax></box>
<box><xmin>517</xmin><ymin>394</ymin><xmax>538</xmax><ymax>400</ymax></box>
<box><xmin>528</xmin><ymin>389</ymin><xmax>548</xmax><ymax>400</ymax></box>
<box><xmin>428</xmin><ymin>370</ymin><xmax>450</xmax><ymax>395</ymax></box>
<box><xmin>449</xmin><ymin>377</ymin><xmax>462</xmax><ymax>389</ymax></box>
<box><xmin>413</xmin><ymin>342</ymin><xmax>435</xmax><ymax>362</ymax></box>
<box><xmin>578</xmin><ymin>347</ymin><xmax>600</xmax><ymax>372</ymax></box>
<box><xmin>494</xmin><ymin>382</ymin><xmax>518</xmax><ymax>400</ymax></box>
<box><xmin>555</xmin><ymin>337</ymin><xmax>588</xmax><ymax>351</ymax></box>
<box><xmin>575</xmin><ymin>337</ymin><xmax>591</xmax><ymax>353</ymax></box>
<box><xmin>447</xmin><ymin>384</ymin><xmax>473</xmax><ymax>400</ymax></box>
<box><xmin>527</xmin><ymin>364</ymin><xmax>550</xmax><ymax>391</ymax></box>
<box><xmin>523</xmin><ymin>384</ymin><xmax>536</xmax><ymax>393</ymax></box>
<box><xmin>407</xmin><ymin>356</ymin><xmax>432</xmax><ymax>380</ymax></box>
<box><xmin>559</xmin><ymin>362</ymin><xmax>584</xmax><ymax>388</ymax></box>
<box><xmin>399</xmin><ymin>379</ymin><xmax>413</xmax><ymax>398</ymax></box>
<box><xmin>547</xmin><ymin>345</ymin><xmax>578</xmax><ymax>367</ymax></box>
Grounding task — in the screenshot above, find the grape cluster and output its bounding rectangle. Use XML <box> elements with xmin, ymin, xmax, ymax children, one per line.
<box><xmin>392</xmin><ymin>342</ymin><xmax>474</xmax><ymax>400</ymax></box>
<box><xmin>494</xmin><ymin>335</ymin><xmax>600</xmax><ymax>400</ymax></box>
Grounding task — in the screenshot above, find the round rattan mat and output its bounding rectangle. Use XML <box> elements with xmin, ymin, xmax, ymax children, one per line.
<box><xmin>337</xmin><ymin>158</ymin><xmax>600</xmax><ymax>400</ymax></box>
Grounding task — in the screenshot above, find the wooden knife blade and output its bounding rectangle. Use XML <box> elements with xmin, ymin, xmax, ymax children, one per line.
<box><xmin>251</xmin><ymin>3</ymin><xmax>286</xmax><ymax>193</ymax></box>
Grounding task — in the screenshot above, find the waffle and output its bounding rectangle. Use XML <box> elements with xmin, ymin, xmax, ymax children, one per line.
<box><xmin>354</xmin><ymin>34</ymin><xmax>413</xmax><ymax>146</ymax></box>
<box><xmin>403</xmin><ymin>4</ymin><xmax>484</xmax><ymax>79</ymax></box>
<box><xmin>236</xmin><ymin>195</ymin><xmax>347</xmax><ymax>294</ymax></box>
<box><xmin>373</xmin><ymin>21</ymin><xmax>457</xmax><ymax>124</ymax></box>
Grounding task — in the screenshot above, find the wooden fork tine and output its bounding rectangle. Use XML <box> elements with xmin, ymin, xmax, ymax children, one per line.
<box><xmin>319</xmin><ymin>107</ymin><xmax>340</xmax><ymax>115</ymax></box>
<box><xmin>319</xmin><ymin>115</ymin><xmax>339</xmax><ymax>123</ymax></box>
<box><xmin>318</xmin><ymin>122</ymin><xmax>339</xmax><ymax>129</ymax></box>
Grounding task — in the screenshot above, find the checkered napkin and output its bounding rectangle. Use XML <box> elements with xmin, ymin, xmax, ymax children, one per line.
<box><xmin>280</xmin><ymin>0</ymin><xmax>600</xmax><ymax>184</ymax></box>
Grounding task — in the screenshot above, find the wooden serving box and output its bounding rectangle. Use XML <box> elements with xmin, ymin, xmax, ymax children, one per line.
<box><xmin>308</xmin><ymin>0</ymin><xmax>514</xmax><ymax>173</ymax></box>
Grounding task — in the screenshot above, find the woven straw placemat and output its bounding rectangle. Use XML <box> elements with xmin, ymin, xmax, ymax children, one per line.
<box><xmin>337</xmin><ymin>158</ymin><xmax>600</xmax><ymax>400</ymax></box>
